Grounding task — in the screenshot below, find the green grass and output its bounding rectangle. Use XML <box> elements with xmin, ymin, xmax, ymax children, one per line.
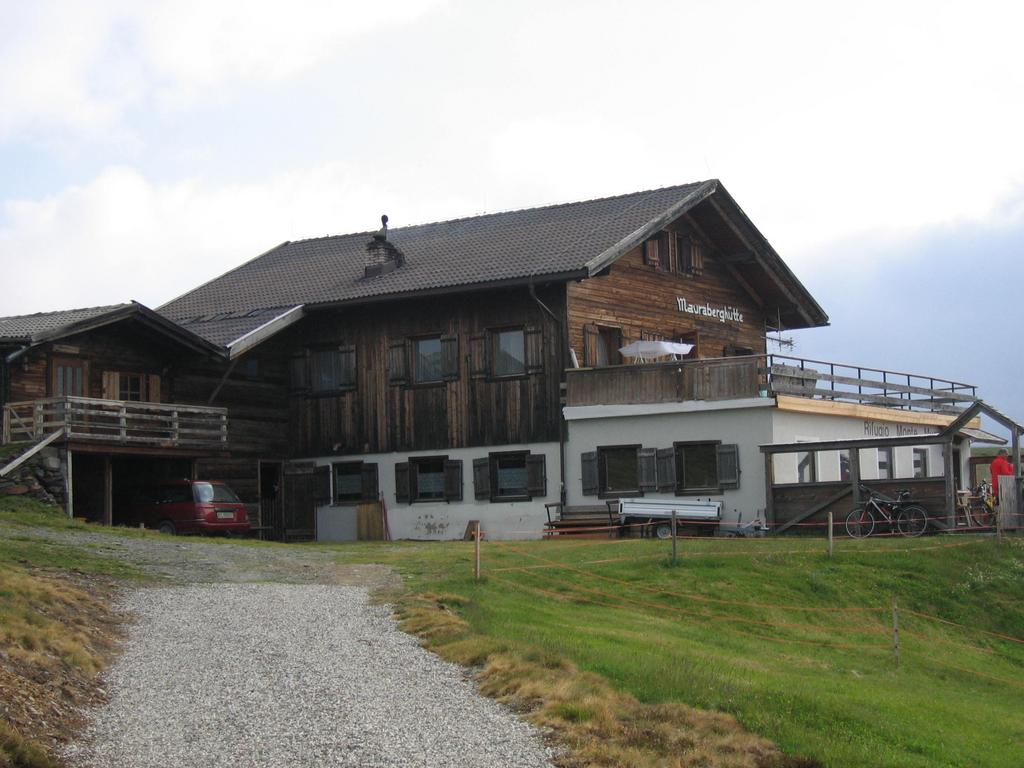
<box><xmin>332</xmin><ymin>536</ymin><xmax>1024</xmax><ymax>767</ymax></box>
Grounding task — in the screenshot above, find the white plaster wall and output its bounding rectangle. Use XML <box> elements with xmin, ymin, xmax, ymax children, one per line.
<box><xmin>770</xmin><ymin>411</ymin><xmax>949</xmax><ymax>484</ymax></box>
<box><xmin>563</xmin><ymin>399</ymin><xmax>775</xmax><ymax>528</ymax></box>
<box><xmin>312</xmin><ymin>442</ymin><xmax>560</xmax><ymax>541</ymax></box>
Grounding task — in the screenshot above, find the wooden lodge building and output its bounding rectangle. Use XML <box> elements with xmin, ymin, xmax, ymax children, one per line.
<box><xmin>1</xmin><ymin>180</ymin><xmax>1014</xmax><ymax>539</ymax></box>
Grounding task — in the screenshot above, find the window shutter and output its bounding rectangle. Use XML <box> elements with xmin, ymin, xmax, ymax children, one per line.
<box><xmin>717</xmin><ymin>444</ymin><xmax>740</xmax><ymax>489</ymax></box>
<box><xmin>524</xmin><ymin>327</ymin><xmax>544</xmax><ymax>374</ymax></box>
<box><xmin>339</xmin><ymin>345</ymin><xmax>356</xmax><ymax>388</ymax></box>
<box><xmin>360</xmin><ymin>462</ymin><xmax>379</xmax><ymax>501</ymax></box>
<box><xmin>638</xmin><ymin>448</ymin><xmax>658</xmax><ymax>492</ymax></box>
<box><xmin>656</xmin><ymin>448</ymin><xmax>676</xmax><ymax>492</ymax></box>
<box><xmin>102</xmin><ymin>371</ymin><xmax>119</xmax><ymax>400</ymax></box>
<box><xmin>441</xmin><ymin>335</ymin><xmax>460</xmax><ymax>381</ymax></box>
<box><xmin>469</xmin><ymin>334</ymin><xmax>488</xmax><ymax>378</ymax></box>
<box><xmin>582</xmin><ymin>324</ymin><xmax>600</xmax><ymax>367</ymax></box>
<box><xmin>443</xmin><ymin>459</ymin><xmax>463</xmax><ymax>501</ymax></box>
<box><xmin>526</xmin><ymin>454</ymin><xmax>546</xmax><ymax>497</ymax></box>
<box><xmin>691</xmin><ymin>240</ymin><xmax>704</xmax><ymax>274</ymax></box>
<box><xmin>289</xmin><ymin>352</ymin><xmax>309</xmax><ymax>393</ymax></box>
<box><xmin>314</xmin><ymin>464</ymin><xmax>332</xmax><ymax>504</ymax></box>
<box><xmin>147</xmin><ymin>374</ymin><xmax>161</xmax><ymax>403</ymax></box>
<box><xmin>643</xmin><ymin>238</ymin><xmax>660</xmax><ymax>267</ymax></box>
<box><xmin>581</xmin><ymin>451</ymin><xmax>598</xmax><ymax>496</ymax></box>
<box><xmin>388</xmin><ymin>340</ymin><xmax>409</xmax><ymax>385</ymax></box>
<box><xmin>473</xmin><ymin>458</ymin><xmax>490</xmax><ymax>500</ymax></box>
<box><xmin>394</xmin><ymin>462</ymin><xmax>411</xmax><ymax>503</ymax></box>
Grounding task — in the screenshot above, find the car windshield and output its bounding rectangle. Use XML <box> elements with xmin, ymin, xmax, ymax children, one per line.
<box><xmin>193</xmin><ymin>483</ymin><xmax>241</xmax><ymax>503</ymax></box>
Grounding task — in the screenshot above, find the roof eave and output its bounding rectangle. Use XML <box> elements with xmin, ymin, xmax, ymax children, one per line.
<box><xmin>226</xmin><ymin>305</ymin><xmax>305</xmax><ymax>359</ymax></box>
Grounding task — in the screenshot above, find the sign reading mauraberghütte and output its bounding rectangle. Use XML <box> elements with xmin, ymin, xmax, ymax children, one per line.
<box><xmin>676</xmin><ymin>297</ymin><xmax>744</xmax><ymax>324</ymax></box>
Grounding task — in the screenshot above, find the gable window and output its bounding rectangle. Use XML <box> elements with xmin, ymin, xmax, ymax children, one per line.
<box><xmin>102</xmin><ymin>371</ymin><xmax>160</xmax><ymax>403</ymax></box>
<box><xmin>414</xmin><ymin>337</ymin><xmax>443</xmax><ymax>383</ymax></box>
<box><xmin>492</xmin><ymin>328</ymin><xmax>525</xmax><ymax>377</ymax></box>
<box><xmin>333</xmin><ymin>461</ymin><xmax>378</xmax><ymax>504</ymax></box>
<box><xmin>310</xmin><ymin>347</ymin><xmax>356</xmax><ymax>393</ymax></box>
<box><xmin>676</xmin><ymin>234</ymin><xmax>704</xmax><ymax>276</ymax></box>
<box><xmin>394</xmin><ymin>456</ymin><xmax>463</xmax><ymax>503</ymax></box>
<box><xmin>473</xmin><ymin>452</ymin><xmax>547</xmax><ymax>501</ymax></box>
<box><xmin>119</xmin><ymin>373</ymin><xmax>143</xmax><ymax>402</ymax></box>
<box><xmin>674</xmin><ymin>442</ymin><xmax>741</xmax><ymax>493</ymax></box>
<box><xmin>913</xmin><ymin>448</ymin><xmax>928</xmax><ymax>478</ymax></box>
<box><xmin>877</xmin><ymin>447</ymin><xmax>893</xmax><ymax>480</ymax></box>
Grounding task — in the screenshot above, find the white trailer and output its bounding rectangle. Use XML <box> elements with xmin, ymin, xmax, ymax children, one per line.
<box><xmin>617</xmin><ymin>498</ymin><xmax>721</xmax><ymax>539</ymax></box>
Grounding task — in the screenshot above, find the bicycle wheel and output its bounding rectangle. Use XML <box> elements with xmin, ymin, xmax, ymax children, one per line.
<box><xmin>970</xmin><ymin>499</ymin><xmax>994</xmax><ymax>528</ymax></box>
<box><xmin>846</xmin><ymin>507</ymin><xmax>875</xmax><ymax>538</ymax></box>
<box><xmin>896</xmin><ymin>505</ymin><xmax>928</xmax><ymax>537</ymax></box>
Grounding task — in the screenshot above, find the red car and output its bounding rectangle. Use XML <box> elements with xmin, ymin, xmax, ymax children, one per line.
<box><xmin>130</xmin><ymin>480</ymin><xmax>250</xmax><ymax>536</ymax></box>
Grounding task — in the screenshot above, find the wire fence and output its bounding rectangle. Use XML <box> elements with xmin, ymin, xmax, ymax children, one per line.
<box><xmin>462</xmin><ymin>524</ymin><xmax>1024</xmax><ymax>692</ymax></box>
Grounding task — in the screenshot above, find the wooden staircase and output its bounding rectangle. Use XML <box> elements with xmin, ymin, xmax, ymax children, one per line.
<box><xmin>544</xmin><ymin>502</ymin><xmax>620</xmax><ymax>538</ymax></box>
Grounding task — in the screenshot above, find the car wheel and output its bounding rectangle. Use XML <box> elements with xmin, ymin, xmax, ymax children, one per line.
<box><xmin>655</xmin><ymin>523</ymin><xmax>673</xmax><ymax>539</ymax></box>
<box><xmin>157</xmin><ymin>520</ymin><xmax>176</xmax><ymax>536</ymax></box>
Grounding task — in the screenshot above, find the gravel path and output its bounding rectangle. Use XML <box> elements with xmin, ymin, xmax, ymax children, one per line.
<box><xmin>63</xmin><ymin>584</ymin><xmax>555</xmax><ymax>768</ymax></box>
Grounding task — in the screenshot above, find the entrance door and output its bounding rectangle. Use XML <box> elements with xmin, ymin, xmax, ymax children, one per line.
<box><xmin>259</xmin><ymin>461</ymin><xmax>283</xmax><ymax>539</ymax></box>
<box><xmin>281</xmin><ymin>462</ymin><xmax>330</xmax><ymax>541</ymax></box>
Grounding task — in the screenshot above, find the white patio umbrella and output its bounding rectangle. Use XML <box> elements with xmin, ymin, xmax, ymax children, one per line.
<box><xmin>618</xmin><ymin>340</ymin><xmax>694</xmax><ymax>362</ymax></box>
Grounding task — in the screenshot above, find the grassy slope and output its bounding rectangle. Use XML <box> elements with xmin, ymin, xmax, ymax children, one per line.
<box><xmin>337</xmin><ymin>536</ymin><xmax>1024</xmax><ymax>768</ymax></box>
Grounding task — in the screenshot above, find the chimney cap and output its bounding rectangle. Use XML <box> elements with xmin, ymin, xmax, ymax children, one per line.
<box><xmin>373</xmin><ymin>213</ymin><xmax>389</xmax><ymax>242</ymax></box>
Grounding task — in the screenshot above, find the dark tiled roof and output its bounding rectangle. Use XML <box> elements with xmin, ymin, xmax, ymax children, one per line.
<box><xmin>0</xmin><ymin>304</ymin><xmax>129</xmax><ymax>342</ymax></box>
<box><xmin>174</xmin><ymin>306</ymin><xmax>301</xmax><ymax>347</ymax></box>
<box><xmin>159</xmin><ymin>183</ymin><xmax>708</xmax><ymax>320</ymax></box>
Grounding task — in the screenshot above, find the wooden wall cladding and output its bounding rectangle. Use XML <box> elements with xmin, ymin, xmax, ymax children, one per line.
<box><xmin>283</xmin><ymin>285</ymin><xmax>565</xmax><ymax>457</ymax></box>
<box><xmin>566</xmin><ymin>219</ymin><xmax>769</xmax><ymax>362</ymax></box>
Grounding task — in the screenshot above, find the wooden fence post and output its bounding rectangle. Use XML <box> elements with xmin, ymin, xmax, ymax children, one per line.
<box><xmin>828</xmin><ymin>510</ymin><xmax>834</xmax><ymax>558</ymax></box>
<box><xmin>671</xmin><ymin>509</ymin><xmax>678</xmax><ymax>565</ymax></box>
<box><xmin>474</xmin><ymin>521</ymin><xmax>481</xmax><ymax>581</ymax></box>
<box><xmin>892</xmin><ymin>596</ymin><xmax>900</xmax><ymax>668</ymax></box>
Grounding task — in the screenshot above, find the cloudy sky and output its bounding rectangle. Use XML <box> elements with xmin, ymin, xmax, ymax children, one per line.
<box><xmin>1</xmin><ymin>0</ymin><xmax>1022</xmax><ymax>420</ymax></box>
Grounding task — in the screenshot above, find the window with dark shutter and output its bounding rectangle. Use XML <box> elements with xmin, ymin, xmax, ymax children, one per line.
<box><xmin>443</xmin><ymin>460</ymin><xmax>463</xmax><ymax>501</ymax></box>
<box><xmin>472</xmin><ymin>458</ymin><xmax>490</xmax><ymax>500</ymax></box>
<box><xmin>656</xmin><ymin>448</ymin><xmax>676</xmax><ymax>492</ymax></box>
<box><xmin>388</xmin><ymin>340</ymin><xmax>409</xmax><ymax>385</ymax></box>
<box><xmin>526</xmin><ymin>454</ymin><xmax>546</xmax><ymax>497</ymax></box>
<box><xmin>360</xmin><ymin>462</ymin><xmax>379</xmax><ymax>501</ymax></box>
<box><xmin>717</xmin><ymin>444</ymin><xmax>740</xmax><ymax>489</ymax></box>
<box><xmin>524</xmin><ymin>327</ymin><xmax>544</xmax><ymax>374</ymax></box>
<box><xmin>441</xmin><ymin>335</ymin><xmax>460</xmax><ymax>381</ymax></box>
<box><xmin>643</xmin><ymin>237</ymin><xmax>660</xmax><ymax>267</ymax></box>
<box><xmin>491</xmin><ymin>328</ymin><xmax>526</xmax><ymax>377</ymax></box>
<box><xmin>638</xmin><ymin>448</ymin><xmax>658</xmax><ymax>492</ymax></box>
<box><xmin>333</xmin><ymin>462</ymin><xmax>363</xmax><ymax>503</ymax></box>
<box><xmin>582</xmin><ymin>324</ymin><xmax>600</xmax><ymax>367</ymax></box>
<box><xmin>468</xmin><ymin>334</ymin><xmax>488</xmax><ymax>378</ymax></box>
<box><xmin>414</xmin><ymin>337</ymin><xmax>444</xmax><ymax>383</ymax></box>
<box><xmin>581</xmin><ymin>451</ymin><xmax>598</xmax><ymax>496</ymax></box>
<box><xmin>310</xmin><ymin>345</ymin><xmax>356</xmax><ymax>393</ymax></box>
<box><xmin>289</xmin><ymin>352</ymin><xmax>310</xmax><ymax>393</ymax></box>
<box><xmin>394</xmin><ymin>462</ymin><xmax>411</xmax><ymax>503</ymax></box>
<box><xmin>598</xmin><ymin>445</ymin><xmax>640</xmax><ymax>497</ymax></box>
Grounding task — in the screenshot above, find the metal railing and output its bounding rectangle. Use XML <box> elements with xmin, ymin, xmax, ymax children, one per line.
<box><xmin>565</xmin><ymin>354</ymin><xmax>977</xmax><ymax>413</ymax></box>
<box><xmin>2</xmin><ymin>396</ymin><xmax>228</xmax><ymax>448</ymax></box>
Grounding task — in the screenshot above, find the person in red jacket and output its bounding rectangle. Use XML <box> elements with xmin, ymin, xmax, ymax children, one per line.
<box><xmin>990</xmin><ymin>449</ymin><xmax>1015</xmax><ymax>502</ymax></box>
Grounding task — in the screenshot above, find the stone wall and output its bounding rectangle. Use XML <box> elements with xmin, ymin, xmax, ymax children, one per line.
<box><xmin>0</xmin><ymin>447</ymin><xmax>67</xmax><ymax>509</ymax></box>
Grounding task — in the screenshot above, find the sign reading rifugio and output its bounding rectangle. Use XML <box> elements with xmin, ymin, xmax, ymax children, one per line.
<box><xmin>676</xmin><ymin>297</ymin><xmax>744</xmax><ymax>324</ymax></box>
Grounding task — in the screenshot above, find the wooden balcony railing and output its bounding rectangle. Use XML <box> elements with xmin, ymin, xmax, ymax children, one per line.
<box><xmin>565</xmin><ymin>355</ymin><xmax>977</xmax><ymax>413</ymax></box>
<box><xmin>2</xmin><ymin>397</ymin><xmax>228</xmax><ymax>449</ymax></box>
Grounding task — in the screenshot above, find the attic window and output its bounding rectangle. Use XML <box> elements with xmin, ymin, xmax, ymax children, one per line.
<box><xmin>676</xmin><ymin>235</ymin><xmax>704</xmax><ymax>276</ymax></box>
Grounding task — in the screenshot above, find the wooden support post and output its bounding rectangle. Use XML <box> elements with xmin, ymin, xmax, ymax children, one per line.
<box><xmin>2</xmin><ymin>406</ymin><xmax>9</xmax><ymax>445</ymax></box>
<box><xmin>671</xmin><ymin>509</ymin><xmax>678</xmax><ymax>565</ymax></box>
<box><xmin>827</xmin><ymin>510</ymin><xmax>834</xmax><ymax>558</ymax></box>
<box><xmin>763</xmin><ymin>452</ymin><xmax>775</xmax><ymax>528</ymax></box>
<box><xmin>849</xmin><ymin>448</ymin><xmax>861</xmax><ymax>508</ymax></box>
<box><xmin>892</xmin><ymin>596</ymin><xmax>900</xmax><ymax>668</ymax></box>
<box><xmin>65</xmin><ymin>448</ymin><xmax>73</xmax><ymax>519</ymax></box>
<box><xmin>942</xmin><ymin>441</ymin><xmax>956</xmax><ymax>529</ymax></box>
<box><xmin>474</xmin><ymin>521</ymin><xmax>481</xmax><ymax>581</ymax></box>
<box><xmin>103</xmin><ymin>456</ymin><xmax>112</xmax><ymax>527</ymax></box>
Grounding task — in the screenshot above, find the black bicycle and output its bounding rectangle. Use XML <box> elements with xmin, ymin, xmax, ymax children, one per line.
<box><xmin>845</xmin><ymin>485</ymin><xmax>928</xmax><ymax>538</ymax></box>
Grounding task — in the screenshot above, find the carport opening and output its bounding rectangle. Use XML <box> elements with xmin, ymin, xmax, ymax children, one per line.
<box><xmin>71</xmin><ymin>454</ymin><xmax>193</xmax><ymax>526</ymax></box>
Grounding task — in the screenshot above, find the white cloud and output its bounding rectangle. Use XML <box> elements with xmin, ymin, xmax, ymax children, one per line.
<box><xmin>0</xmin><ymin>0</ymin><xmax>445</xmax><ymax>139</ymax></box>
<box><xmin>0</xmin><ymin>164</ymin><xmax>484</xmax><ymax>315</ymax></box>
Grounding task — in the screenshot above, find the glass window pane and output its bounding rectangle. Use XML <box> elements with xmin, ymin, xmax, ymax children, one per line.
<box><xmin>839</xmin><ymin>450</ymin><xmax>851</xmax><ymax>481</ymax></box>
<box><xmin>415</xmin><ymin>338</ymin><xmax>443</xmax><ymax>383</ymax></box>
<box><xmin>494</xmin><ymin>454</ymin><xmax>527</xmax><ymax>496</ymax></box>
<box><xmin>334</xmin><ymin>463</ymin><xmax>363</xmax><ymax>500</ymax></box>
<box><xmin>493</xmin><ymin>330</ymin><xmax>525</xmax><ymax>376</ymax></box>
<box><xmin>602</xmin><ymin>447</ymin><xmax>638</xmax><ymax>493</ymax></box>
<box><xmin>878</xmin><ymin>448</ymin><xmax>892</xmax><ymax>480</ymax></box>
<box><xmin>681</xmin><ymin>444</ymin><xmax>718</xmax><ymax>489</ymax></box>
<box><xmin>414</xmin><ymin>458</ymin><xmax>445</xmax><ymax>499</ymax></box>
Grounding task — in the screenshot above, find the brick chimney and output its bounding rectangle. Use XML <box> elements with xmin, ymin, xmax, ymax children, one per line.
<box><xmin>364</xmin><ymin>214</ymin><xmax>404</xmax><ymax>278</ymax></box>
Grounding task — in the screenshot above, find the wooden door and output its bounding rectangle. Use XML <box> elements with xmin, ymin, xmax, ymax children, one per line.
<box><xmin>281</xmin><ymin>462</ymin><xmax>330</xmax><ymax>541</ymax></box>
<box><xmin>259</xmin><ymin>461</ymin><xmax>283</xmax><ymax>539</ymax></box>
